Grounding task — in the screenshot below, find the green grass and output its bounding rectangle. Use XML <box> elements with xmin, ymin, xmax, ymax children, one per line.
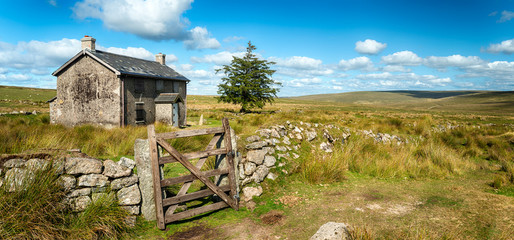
<box><xmin>1</xmin><ymin>87</ymin><xmax>513</xmax><ymax>239</ymax></box>
<box><xmin>0</xmin><ymin>164</ymin><xmax>131</xmax><ymax>239</ymax></box>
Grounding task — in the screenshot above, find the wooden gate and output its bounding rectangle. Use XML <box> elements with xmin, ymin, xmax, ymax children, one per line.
<box><xmin>147</xmin><ymin>118</ymin><xmax>239</xmax><ymax>229</ymax></box>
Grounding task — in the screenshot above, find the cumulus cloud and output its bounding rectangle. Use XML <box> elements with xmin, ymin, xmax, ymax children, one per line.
<box><xmin>484</xmin><ymin>39</ymin><xmax>514</xmax><ymax>54</ymax></box>
<box><xmin>498</xmin><ymin>10</ymin><xmax>514</xmax><ymax>23</ymax></box>
<box><xmin>381</xmin><ymin>51</ymin><xmax>422</xmax><ymax>66</ymax></box>
<box><xmin>339</xmin><ymin>56</ymin><xmax>375</xmax><ymax>71</ymax></box>
<box><xmin>270</xmin><ymin>56</ymin><xmax>323</xmax><ymax>70</ymax></box>
<box><xmin>48</xmin><ymin>0</ymin><xmax>57</xmax><ymax>6</ymax></box>
<box><xmin>424</xmin><ymin>55</ymin><xmax>484</xmax><ymax>70</ymax></box>
<box><xmin>190</xmin><ymin>51</ymin><xmax>246</xmax><ymax>65</ymax></box>
<box><xmin>382</xmin><ymin>65</ymin><xmax>411</xmax><ymax>72</ymax></box>
<box><xmin>98</xmin><ymin>46</ymin><xmax>155</xmax><ymax>60</ymax></box>
<box><xmin>183</xmin><ymin>27</ymin><xmax>221</xmax><ymax>50</ymax></box>
<box><xmin>73</xmin><ymin>0</ymin><xmax>219</xmax><ymax>49</ymax></box>
<box><xmin>0</xmin><ymin>38</ymin><xmax>80</xmax><ymax>69</ymax></box>
<box><xmin>288</xmin><ymin>77</ymin><xmax>323</xmax><ymax>87</ymax></box>
<box><xmin>357</xmin><ymin>72</ymin><xmax>452</xmax><ymax>87</ymax></box>
<box><xmin>355</xmin><ymin>39</ymin><xmax>387</xmax><ymax>55</ymax></box>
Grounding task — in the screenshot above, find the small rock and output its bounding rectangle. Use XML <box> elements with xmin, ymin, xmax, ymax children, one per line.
<box><xmin>4</xmin><ymin>168</ymin><xmax>27</xmax><ymax>192</ymax></box>
<box><xmin>58</xmin><ymin>175</ymin><xmax>76</xmax><ymax>191</ymax></box>
<box><xmin>258</xmin><ymin>129</ymin><xmax>272</xmax><ymax>138</ymax></box>
<box><xmin>118</xmin><ymin>157</ymin><xmax>136</xmax><ymax>170</ymax></box>
<box><xmin>239</xmin><ymin>164</ymin><xmax>246</xmax><ymax>180</ymax></box>
<box><xmin>310</xmin><ymin>222</ymin><xmax>350</xmax><ymax>240</ymax></box>
<box><xmin>320</xmin><ymin>142</ymin><xmax>334</xmax><ymax>153</ymax></box>
<box><xmin>267</xmin><ymin>172</ymin><xmax>277</xmax><ymax>180</ymax></box>
<box><xmin>4</xmin><ymin>159</ymin><xmax>26</xmax><ymax>168</ymax></box>
<box><xmin>242</xmin><ymin>186</ymin><xmax>263</xmax><ymax>202</ymax></box>
<box><xmin>244</xmin><ymin>162</ymin><xmax>257</xmax><ymax>175</ymax></box>
<box><xmin>292</xmin><ymin>153</ymin><xmax>300</xmax><ymax>159</ymax></box>
<box><xmin>264</xmin><ymin>156</ymin><xmax>277</xmax><ymax>167</ymax></box>
<box><xmin>52</xmin><ymin>159</ymin><xmax>65</xmax><ymax>175</ymax></box>
<box><xmin>246</xmin><ymin>135</ymin><xmax>261</xmax><ymax>143</ymax></box>
<box><xmin>270</xmin><ymin>129</ymin><xmax>281</xmax><ymax>138</ymax></box>
<box><xmin>306</xmin><ymin>131</ymin><xmax>317</xmax><ymax>141</ymax></box>
<box><xmin>111</xmin><ymin>175</ymin><xmax>139</xmax><ymax>190</ymax></box>
<box><xmin>323</xmin><ymin>130</ymin><xmax>336</xmax><ymax>143</ymax></box>
<box><xmin>247</xmin><ymin>149</ymin><xmax>266</xmax><ymax>165</ymax></box>
<box><xmin>65</xmin><ymin>158</ymin><xmax>103</xmax><ymax>175</ymax></box>
<box><xmin>77</xmin><ymin>174</ymin><xmax>109</xmax><ymax>187</ymax></box>
<box><xmin>262</xmin><ymin>147</ymin><xmax>275</xmax><ymax>155</ymax></box>
<box><xmin>246</xmin><ymin>141</ymin><xmax>267</xmax><ymax>150</ymax></box>
<box><xmin>275</xmin><ymin>146</ymin><xmax>288</xmax><ymax>152</ymax></box>
<box><xmin>295</xmin><ymin>133</ymin><xmax>303</xmax><ymax>140</ymax></box>
<box><xmin>122</xmin><ymin>205</ymin><xmax>140</xmax><ymax>215</ymax></box>
<box><xmin>103</xmin><ymin>160</ymin><xmax>132</xmax><ymax>178</ymax></box>
<box><xmin>26</xmin><ymin>158</ymin><xmax>50</xmax><ymax>171</ymax></box>
<box><xmin>282</xmin><ymin>136</ymin><xmax>291</xmax><ymax>145</ymax></box>
<box><xmin>251</xmin><ymin>166</ymin><xmax>269</xmax><ymax>183</ymax></box>
<box><xmin>72</xmin><ymin>196</ymin><xmax>92</xmax><ymax>212</ymax></box>
<box><xmin>117</xmin><ymin>184</ymin><xmax>141</xmax><ymax>205</ymax></box>
<box><xmin>67</xmin><ymin>188</ymin><xmax>92</xmax><ymax>198</ymax></box>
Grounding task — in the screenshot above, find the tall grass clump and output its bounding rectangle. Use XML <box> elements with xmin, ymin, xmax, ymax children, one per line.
<box><xmin>0</xmin><ymin>164</ymin><xmax>132</xmax><ymax>239</ymax></box>
<box><xmin>294</xmin><ymin>143</ymin><xmax>348</xmax><ymax>184</ymax></box>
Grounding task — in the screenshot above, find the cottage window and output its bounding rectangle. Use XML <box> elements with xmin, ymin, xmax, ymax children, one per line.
<box><xmin>156</xmin><ymin>80</ymin><xmax>164</xmax><ymax>92</ymax></box>
<box><xmin>135</xmin><ymin>102</ymin><xmax>145</xmax><ymax>123</ymax></box>
<box><xmin>135</xmin><ymin>80</ymin><xmax>145</xmax><ymax>93</ymax></box>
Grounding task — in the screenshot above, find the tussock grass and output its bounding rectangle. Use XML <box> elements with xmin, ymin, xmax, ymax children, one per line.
<box><xmin>0</xmin><ymin>164</ymin><xmax>131</xmax><ymax>239</ymax></box>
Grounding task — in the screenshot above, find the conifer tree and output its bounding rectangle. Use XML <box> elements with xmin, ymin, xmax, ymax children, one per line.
<box><xmin>216</xmin><ymin>41</ymin><xmax>281</xmax><ymax>113</ymax></box>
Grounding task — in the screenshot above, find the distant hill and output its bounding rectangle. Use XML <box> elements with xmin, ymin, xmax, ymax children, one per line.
<box><xmin>290</xmin><ymin>91</ymin><xmax>514</xmax><ymax>114</ymax></box>
<box><xmin>0</xmin><ymin>85</ymin><xmax>56</xmax><ymax>102</ymax></box>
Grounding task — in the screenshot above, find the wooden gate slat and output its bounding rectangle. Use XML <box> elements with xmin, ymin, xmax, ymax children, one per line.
<box><xmin>156</xmin><ymin>127</ymin><xmax>224</xmax><ymax>139</ymax></box>
<box><xmin>160</xmin><ymin>168</ymin><xmax>229</xmax><ymax>187</ymax></box>
<box><xmin>222</xmin><ymin>118</ymin><xmax>239</xmax><ymax>211</ymax></box>
<box><xmin>158</xmin><ymin>148</ymin><xmax>228</xmax><ymax>164</ymax></box>
<box><xmin>155</xmin><ymin>138</ymin><xmax>237</xmax><ymax>210</ymax></box>
<box><xmin>147</xmin><ymin>125</ymin><xmax>166</xmax><ymax>229</ymax></box>
<box><xmin>162</xmin><ymin>185</ymin><xmax>231</xmax><ymax>207</ymax></box>
<box><xmin>165</xmin><ymin>201</ymin><xmax>228</xmax><ymax>223</ymax></box>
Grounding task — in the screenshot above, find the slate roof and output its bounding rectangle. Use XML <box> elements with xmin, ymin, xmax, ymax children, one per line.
<box><xmin>52</xmin><ymin>49</ymin><xmax>189</xmax><ymax>81</ymax></box>
<box><xmin>154</xmin><ymin>93</ymin><xmax>183</xmax><ymax>103</ymax></box>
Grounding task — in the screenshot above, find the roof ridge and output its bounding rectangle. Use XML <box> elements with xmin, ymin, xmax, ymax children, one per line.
<box><xmin>92</xmin><ymin>49</ymin><xmax>164</xmax><ymax>65</ymax></box>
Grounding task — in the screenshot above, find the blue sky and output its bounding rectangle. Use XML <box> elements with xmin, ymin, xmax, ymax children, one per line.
<box><xmin>0</xmin><ymin>0</ymin><xmax>513</xmax><ymax>96</ymax></box>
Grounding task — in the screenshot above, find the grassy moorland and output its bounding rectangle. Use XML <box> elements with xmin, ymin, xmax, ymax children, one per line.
<box><xmin>0</xmin><ymin>87</ymin><xmax>513</xmax><ymax>239</ymax></box>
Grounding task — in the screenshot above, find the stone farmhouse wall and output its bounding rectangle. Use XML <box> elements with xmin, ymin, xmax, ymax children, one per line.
<box><xmin>0</xmin><ymin>156</ymin><xmax>141</xmax><ymax>224</ymax></box>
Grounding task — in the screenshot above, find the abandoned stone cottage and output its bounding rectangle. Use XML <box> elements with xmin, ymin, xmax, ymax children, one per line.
<box><xmin>49</xmin><ymin>36</ymin><xmax>189</xmax><ymax>127</ymax></box>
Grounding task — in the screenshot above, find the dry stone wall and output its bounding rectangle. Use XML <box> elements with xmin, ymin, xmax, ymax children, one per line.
<box><xmin>0</xmin><ymin>156</ymin><xmax>142</xmax><ymax>217</ymax></box>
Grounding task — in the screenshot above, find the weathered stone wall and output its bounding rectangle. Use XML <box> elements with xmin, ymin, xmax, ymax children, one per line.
<box><xmin>52</xmin><ymin>55</ymin><xmax>121</xmax><ymax>127</ymax></box>
<box><xmin>0</xmin><ymin>156</ymin><xmax>141</xmax><ymax>221</ymax></box>
<box><xmin>155</xmin><ymin>103</ymin><xmax>173</xmax><ymax>125</ymax></box>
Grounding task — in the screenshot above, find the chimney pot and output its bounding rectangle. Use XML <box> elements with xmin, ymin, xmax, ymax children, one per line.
<box><xmin>81</xmin><ymin>35</ymin><xmax>96</xmax><ymax>51</ymax></box>
<box><xmin>156</xmin><ymin>53</ymin><xmax>166</xmax><ymax>65</ymax></box>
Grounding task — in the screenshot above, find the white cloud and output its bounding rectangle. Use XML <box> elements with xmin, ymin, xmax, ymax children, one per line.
<box><xmin>484</xmin><ymin>39</ymin><xmax>514</xmax><ymax>54</ymax></box>
<box><xmin>339</xmin><ymin>56</ymin><xmax>375</xmax><ymax>71</ymax></box>
<box><xmin>288</xmin><ymin>77</ymin><xmax>323</xmax><ymax>87</ymax></box>
<box><xmin>355</xmin><ymin>39</ymin><xmax>387</xmax><ymax>55</ymax></box>
<box><xmin>190</xmin><ymin>51</ymin><xmax>245</xmax><ymax>65</ymax></box>
<box><xmin>382</xmin><ymin>65</ymin><xmax>411</xmax><ymax>72</ymax></box>
<box><xmin>73</xmin><ymin>0</ymin><xmax>191</xmax><ymax>40</ymax></box>
<box><xmin>0</xmin><ymin>38</ymin><xmax>80</xmax><ymax>69</ymax></box>
<box><xmin>270</xmin><ymin>56</ymin><xmax>323</xmax><ymax>70</ymax></box>
<box><xmin>381</xmin><ymin>51</ymin><xmax>422</xmax><ymax>66</ymax></box>
<box><xmin>48</xmin><ymin>0</ymin><xmax>57</xmax><ymax>6</ymax></box>
<box><xmin>357</xmin><ymin>72</ymin><xmax>452</xmax><ymax>87</ymax></box>
<box><xmin>424</xmin><ymin>55</ymin><xmax>484</xmax><ymax>69</ymax></box>
<box><xmin>73</xmin><ymin>0</ymin><xmax>219</xmax><ymax>49</ymax></box>
<box><xmin>183</xmin><ymin>27</ymin><xmax>221</xmax><ymax>50</ymax></box>
<box><xmin>498</xmin><ymin>10</ymin><xmax>514</xmax><ymax>23</ymax></box>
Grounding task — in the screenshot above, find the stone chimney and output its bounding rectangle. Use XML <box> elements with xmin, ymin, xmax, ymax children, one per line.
<box><xmin>81</xmin><ymin>35</ymin><xmax>96</xmax><ymax>51</ymax></box>
<box><xmin>156</xmin><ymin>53</ymin><xmax>166</xmax><ymax>65</ymax></box>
